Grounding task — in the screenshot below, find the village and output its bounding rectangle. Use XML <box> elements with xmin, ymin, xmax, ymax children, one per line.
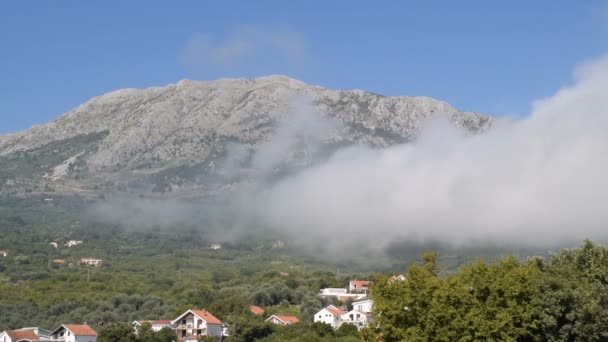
<box><xmin>0</xmin><ymin>278</ymin><xmax>411</xmax><ymax>341</ymax></box>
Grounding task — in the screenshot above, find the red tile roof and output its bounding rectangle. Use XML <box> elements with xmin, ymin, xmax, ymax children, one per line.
<box><xmin>274</xmin><ymin>315</ymin><xmax>300</xmax><ymax>324</ymax></box>
<box><xmin>6</xmin><ymin>330</ymin><xmax>39</xmax><ymax>340</ymax></box>
<box><xmin>64</xmin><ymin>324</ymin><xmax>97</xmax><ymax>336</ymax></box>
<box><xmin>350</xmin><ymin>280</ymin><xmax>370</xmax><ymax>288</ymax></box>
<box><xmin>191</xmin><ymin>310</ymin><xmax>222</xmax><ymax>325</ymax></box>
<box><xmin>326</xmin><ymin>306</ymin><xmax>345</xmax><ymax>316</ymax></box>
<box><xmin>249</xmin><ymin>305</ymin><xmax>264</xmax><ymax>316</ymax></box>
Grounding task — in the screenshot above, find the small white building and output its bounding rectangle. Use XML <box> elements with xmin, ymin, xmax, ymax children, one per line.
<box><xmin>80</xmin><ymin>258</ymin><xmax>103</xmax><ymax>267</ymax></box>
<box><xmin>389</xmin><ymin>274</ymin><xmax>406</xmax><ymax>282</ymax></box>
<box><xmin>50</xmin><ymin>242</ymin><xmax>58</xmax><ymax>249</ymax></box>
<box><xmin>352</xmin><ymin>299</ymin><xmax>374</xmax><ymax>313</ymax></box>
<box><xmin>50</xmin><ymin>324</ymin><xmax>97</xmax><ymax>342</ymax></box>
<box><xmin>349</xmin><ymin>280</ymin><xmax>371</xmax><ymax>292</ymax></box>
<box><xmin>319</xmin><ymin>288</ymin><xmax>347</xmax><ymax>297</ymax></box>
<box><xmin>65</xmin><ymin>240</ymin><xmax>83</xmax><ymax>248</ymax></box>
<box><xmin>319</xmin><ymin>288</ymin><xmax>366</xmax><ymax>301</ymax></box>
<box><xmin>171</xmin><ymin>309</ymin><xmax>223</xmax><ymax>340</ymax></box>
<box><xmin>210</xmin><ymin>244</ymin><xmax>222</xmax><ymax>250</ymax></box>
<box><xmin>265</xmin><ymin>315</ymin><xmax>300</xmax><ymax>326</ymax></box>
<box><xmin>313</xmin><ymin>305</ymin><xmax>344</xmax><ymax>328</ymax></box>
<box><xmin>0</xmin><ymin>250</ymin><xmax>7</xmax><ymax>257</ymax></box>
<box><xmin>339</xmin><ymin>310</ymin><xmax>374</xmax><ymax>330</ymax></box>
<box><xmin>132</xmin><ymin>320</ymin><xmax>172</xmax><ymax>333</ymax></box>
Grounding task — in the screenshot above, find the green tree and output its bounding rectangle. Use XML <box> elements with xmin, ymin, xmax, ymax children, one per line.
<box><xmin>336</xmin><ymin>323</ymin><xmax>360</xmax><ymax>338</ymax></box>
<box><xmin>229</xmin><ymin>317</ymin><xmax>275</xmax><ymax>342</ymax></box>
<box><xmin>98</xmin><ymin>322</ymin><xmax>138</xmax><ymax>342</ymax></box>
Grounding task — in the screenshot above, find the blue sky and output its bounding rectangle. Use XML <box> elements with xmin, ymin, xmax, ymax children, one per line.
<box><xmin>1</xmin><ymin>0</ymin><xmax>607</xmax><ymax>134</ymax></box>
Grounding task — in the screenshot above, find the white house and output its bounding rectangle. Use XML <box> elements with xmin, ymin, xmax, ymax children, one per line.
<box><xmin>339</xmin><ymin>310</ymin><xmax>374</xmax><ymax>330</ymax></box>
<box><xmin>0</xmin><ymin>251</ymin><xmax>7</xmax><ymax>257</ymax></box>
<box><xmin>318</xmin><ymin>288</ymin><xmax>366</xmax><ymax>301</ymax></box>
<box><xmin>336</xmin><ymin>294</ymin><xmax>367</xmax><ymax>301</ymax></box>
<box><xmin>389</xmin><ymin>274</ymin><xmax>406</xmax><ymax>283</ymax></box>
<box><xmin>209</xmin><ymin>244</ymin><xmax>222</xmax><ymax>250</ymax></box>
<box><xmin>0</xmin><ymin>329</ymin><xmax>40</xmax><ymax>342</ymax></box>
<box><xmin>349</xmin><ymin>280</ymin><xmax>371</xmax><ymax>292</ymax></box>
<box><xmin>313</xmin><ymin>305</ymin><xmax>345</xmax><ymax>328</ymax></box>
<box><xmin>65</xmin><ymin>240</ymin><xmax>83</xmax><ymax>248</ymax></box>
<box><xmin>79</xmin><ymin>258</ymin><xmax>102</xmax><ymax>267</ymax></box>
<box><xmin>49</xmin><ymin>242</ymin><xmax>58</xmax><ymax>249</ymax></box>
<box><xmin>319</xmin><ymin>288</ymin><xmax>347</xmax><ymax>297</ymax></box>
<box><xmin>352</xmin><ymin>299</ymin><xmax>374</xmax><ymax>313</ymax></box>
<box><xmin>50</xmin><ymin>324</ymin><xmax>97</xmax><ymax>342</ymax></box>
<box><xmin>171</xmin><ymin>309</ymin><xmax>223</xmax><ymax>341</ymax></box>
<box><xmin>132</xmin><ymin>320</ymin><xmax>172</xmax><ymax>333</ymax></box>
<box><xmin>265</xmin><ymin>315</ymin><xmax>300</xmax><ymax>326</ymax></box>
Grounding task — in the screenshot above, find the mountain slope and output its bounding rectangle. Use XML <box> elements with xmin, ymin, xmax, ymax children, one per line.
<box><xmin>0</xmin><ymin>75</ymin><xmax>492</xmax><ymax>196</ymax></box>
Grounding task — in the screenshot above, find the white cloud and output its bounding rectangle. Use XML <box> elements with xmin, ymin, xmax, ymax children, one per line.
<box><xmin>248</xmin><ymin>54</ymin><xmax>608</xmax><ymax>248</ymax></box>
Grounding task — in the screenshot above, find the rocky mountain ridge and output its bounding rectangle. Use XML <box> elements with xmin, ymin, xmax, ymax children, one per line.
<box><xmin>0</xmin><ymin>75</ymin><xmax>493</xmax><ymax>197</ymax></box>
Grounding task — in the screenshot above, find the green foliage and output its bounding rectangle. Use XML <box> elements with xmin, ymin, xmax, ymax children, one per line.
<box><xmin>371</xmin><ymin>241</ymin><xmax>608</xmax><ymax>342</ymax></box>
<box><xmin>229</xmin><ymin>316</ymin><xmax>275</xmax><ymax>342</ymax></box>
<box><xmin>99</xmin><ymin>322</ymin><xmax>177</xmax><ymax>342</ymax></box>
<box><xmin>98</xmin><ymin>322</ymin><xmax>138</xmax><ymax>342</ymax></box>
<box><xmin>335</xmin><ymin>323</ymin><xmax>360</xmax><ymax>338</ymax></box>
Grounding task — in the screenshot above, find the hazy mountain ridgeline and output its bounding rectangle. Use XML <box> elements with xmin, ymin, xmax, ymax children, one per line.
<box><xmin>0</xmin><ymin>75</ymin><xmax>491</xmax><ymax>197</ymax></box>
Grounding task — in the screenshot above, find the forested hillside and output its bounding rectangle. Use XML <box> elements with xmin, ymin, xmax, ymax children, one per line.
<box><xmin>2</xmin><ymin>193</ymin><xmax>607</xmax><ymax>341</ymax></box>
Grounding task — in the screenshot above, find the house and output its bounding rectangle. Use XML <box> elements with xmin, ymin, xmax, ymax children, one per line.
<box><xmin>171</xmin><ymin>309</ymin><xmax>223</xmax><ymax>341</ymax></box>
<box><xmin>49</xmin><ymin>324</ymin><xmax>97</xmax><ymax>342</ymax></box>
<box><xmin>389</xmin><ymin>274</ymin><xmax>406</xmax><ymax>283</ymax></box>
<box><xmin>349</xmin><ymin>280</ymin><xmax>371</xmax><ymax>292</ymax></box>
<box><xmin>319</xmin><ymin>288</ymin><xmax>365</xmax><ymax>300</ymax></box>
<box><xmin>210</xmin><ymin>243</ymin><xmax>222</xmax><ymax>250</ymax></box>
<box><xmin>313</xmin><ymin>305</ymin><xmax>345</xmax><ymax>328</ymax></box>
<box><xmin>65</xmin><ymin>240</ymin><xmax>83</xmax><ymax>248</ymax></box>
<box><xmin>17</xmin><ymin>327</ymin><xmax>51</xmax><ymax>340</ymax></box>
<box><xmin>0</xmin><ymin>251</ymin><xmax>7</xmax><ymax>257</ymax></box>
<box><xmin>337</xmin><ymin>294</ymin><xmax>367</xmax><ymax>301</ymax></box>
<box><xmin>339</xmin><ymin>310</ymin><xmax>374</xmax><ymax>330</ymax></box>
<box><xmin>49</xmin><ymin>242</ymin><xmax>58</xmax><ymax>249</ymax></box>
<box><xmin>79</xmin><ymin>258</ymin><xmax>102</xmax><ymax>267</ymax></box>
<box><xmin>352</xmin><ymin>299</ymin><xmax>374</xmax><ymax>313</ymax></box>
<box><xmin>0</xmin><ymin>329</ymin><xmax>41</xmax><ymax>342</ymax></box>
<box><xmin>132</xmin><ymin>320</ymin><xmax>172</xmax><ymax>333</ymax></box>
<box><xmin>53</xmin><ymin>259</ymin><xmax>66</xmax><ymax>265</ymax></box>
<box><xmin>249</xmin><ymin>305</ymin><xmax>264</xmax><ymax>317</ymax></box>
<box><xmin>265</xmin><ymin>315</ymin><xmax>300</xmax><ymax>326</ymax></box>
<box><xmin>319</xmin><ymin>288</ymin><xmax>347</xmax><ymax>297</ymax></box>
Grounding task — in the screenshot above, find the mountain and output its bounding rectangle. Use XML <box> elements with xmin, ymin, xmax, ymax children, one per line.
<box><xmin>0</xmin><ymin>75</ymin><xmax>492</xmax><ymax>197</ymax></box>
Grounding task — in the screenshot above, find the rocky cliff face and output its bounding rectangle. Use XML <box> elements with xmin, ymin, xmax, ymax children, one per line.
<box><xmin>0</xmin><ymin>75</ymin><xmax>492</xmax><ymax>197</ymax></box>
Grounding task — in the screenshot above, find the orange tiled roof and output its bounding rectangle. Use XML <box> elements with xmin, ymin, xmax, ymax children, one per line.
<box><xmin>7</xmin><ymin>330</ymin><xmax>39</xmax><ymax>340</ymax></box>
<box><xmin>64</xmin><ymin>324</ymin><xmax>97</xmax><ymax>336</ymax></box>
<box><xmin>350</xmin><ymin>280</ymin><xmax>370</xmax><ymax>287</ymax></box>
<box><xmin>249</xmin><ymin>305</ymin><xmax>264</xmax><ymax>316</ymax></box>
<box><xmin>191</xmin><ymin>310</ymin><xmax>222</xmax><ymax>325</ymax></box>
<box><xmin>274</xmin><ymin>315</ymin><xmax>300</xmax><ymax>324</ymax></box>
<box><xmin>326</xmin><ymin>306</ymin><xmax>345</xmax><ymax>316</ymax></box>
